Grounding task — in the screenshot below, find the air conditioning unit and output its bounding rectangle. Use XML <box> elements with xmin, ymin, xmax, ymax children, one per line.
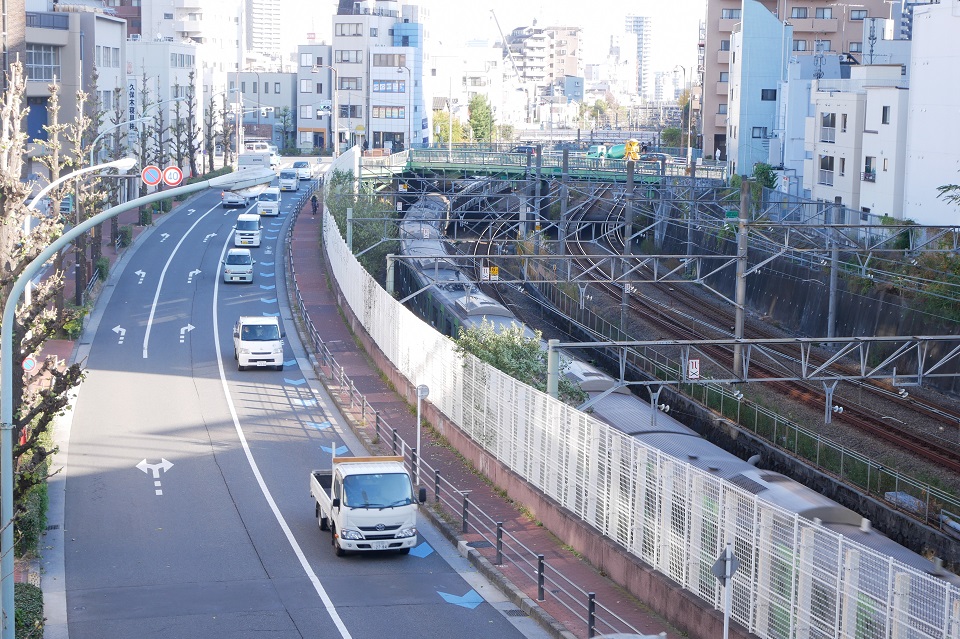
<box><xmin>129</xmin><ymin>34</ymin><xmax>141</xmax><ymax>41</ymax></box>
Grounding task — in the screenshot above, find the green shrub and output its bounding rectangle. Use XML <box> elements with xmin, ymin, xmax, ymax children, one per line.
<box><xmin>138</xmin><ymin>208</ymin><xmax>152</xmax><ymax>226</ymax></box>
<box><xmin>119</xmin><ymin>225</ymin><xmax>133</xmax><ymax>248</ymax></box>
<box><xmin>14</xmin><ymin>481</ymin><xmax>47</xmax><ymax>557</ymax></box>
<box><xmin>62</xmin><ymin>306</ymin><xmax>88</xmax><ymax>340</ymax></box>
<box><xmin>95</xmin><ymin>256</ymin><xmax>109</xmax><ymax>282</ymax></box>
<box><xmin>15</xmin><ymin>582</ymin><xmax>43</xmax><ymax>638</ymax></box>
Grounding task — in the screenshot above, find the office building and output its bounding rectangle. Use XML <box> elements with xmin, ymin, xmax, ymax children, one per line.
<box><xmin>624</xmin><ymin>14</ymin><xmax>652</xmax><ymax>98</ymax></box>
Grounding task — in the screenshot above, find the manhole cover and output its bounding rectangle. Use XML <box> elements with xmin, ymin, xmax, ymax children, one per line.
<box><xmin>505</xmin><ymin>609</ymin><xmax>528</xmax><ymax>618</ymax></box>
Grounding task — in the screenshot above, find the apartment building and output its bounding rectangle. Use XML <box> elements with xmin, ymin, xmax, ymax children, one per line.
<box><xmin>236</xmin><ymin>71</ymin><xmax>296</xmax><ymax>150</ymax></box>
<box><xmin>332</xmin><ymin>0</ymin><xmax>425</xmax><ymax>151</ymax></box>
<box><xmin>703</xmin><ymin>0</ymin><xmax>896</xmax><ymax>161</ymax></box>
<box><xmin>624</xmin><ymin>14</ymin><xmax>651</xmax><ymax>98</ymax></box>
<box><xmin>295</xmin><ymin>44</ymin><xmax>334</xmax><ymax>153</ymax></box>
<box><xmin>247</xmin><ymin>0</ymin><xmax>280</xmax><ymax>60</ymax></box>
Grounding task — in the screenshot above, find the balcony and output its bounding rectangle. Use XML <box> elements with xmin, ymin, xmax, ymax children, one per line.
<box><xmin>789</xmin><ymin>18</ymin><xmax>838</xmax><ymax>33</ymax></box>
<box><xmin>718</xmin><ymin>18</ymin><xmax>740</xmax><ymax>32</ymax></box>
<box><xmin>861</xmin><ymin>171</ymin><xmax>876</xmax><ymax>183</ymax></box>
<box><xmin>716</xmin><ymin>50</ymin><xmax>730</xmax><ymax>64</ymax></box>
<box><xmin>819</xmin><ymin>126</ymin><xmax>836</xmax><ymax>143</ymax></box>
<box><xmin>716</xmin><ymin>81</ymin><xmax>728</xmax><ymax>96</ymax></box>
<box><xmin>175</xmin><ymin>19</ymin><xmax>202</xmax><ymax>34</ymax></box>
<box><xmin>714</xmin><ymin>113</ymin><xmax>728</xmax><ymax>128</ymax></box>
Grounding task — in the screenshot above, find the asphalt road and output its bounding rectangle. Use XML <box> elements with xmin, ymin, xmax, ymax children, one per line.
<box><xmin>51</xmin><ymin>172</ymin><xmax>549</xmax><ymax>639</ymax></box>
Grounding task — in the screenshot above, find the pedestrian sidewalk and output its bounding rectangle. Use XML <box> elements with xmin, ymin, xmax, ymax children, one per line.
<box><xmin>288</xmin><ymin>202</ymin><xmax>683</xmax><ymax>639</ymax></box>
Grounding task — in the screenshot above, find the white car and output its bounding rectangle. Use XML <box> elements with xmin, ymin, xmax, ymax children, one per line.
<box><xmin>233</xmin><ymin>316</ymin><xmax>284</xmax><ymax>370</ymax></box>
<box><xmin>278</xmin><ymin>170</ymin><xmax>299</xmax><ymax>192</ymax></box>
<box><xmin>222</xmin><ymin>248</ymin><xmax>255</xmax><ymax>283</ymax></box>
<box><xmin>293</xmin><ymin>161</ymin><xmax>313</xmax><ymax>180</ymax></box>
<box><xmin>221</xmin><ymin>191</ymin><xmax>247</xmax><ymax>208</ymax></box>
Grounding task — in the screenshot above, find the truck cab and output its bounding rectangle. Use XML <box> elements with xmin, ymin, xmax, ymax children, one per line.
<box><xmin>586</xmin><ymin>144</ymin><xmax>607</xmax><ymax>160</ymax></box>
<box><xmin>257</xmin><ymin>187</ymin><xmax>281</xmax><ymax>216</ymax></box>
<box><xmin>233</xmin><ymin>316</ymin><xmax>284</xmax><ymax>370</ymax></box>
<box><xmin>234</xmin><ymin>213</ymin><xmax>262</xmax><ymax>247</ymax></box>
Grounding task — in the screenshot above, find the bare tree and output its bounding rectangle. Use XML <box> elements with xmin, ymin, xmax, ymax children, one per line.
<box><xmin>0</xmin><ymin>61</ymin><xmax>84</xmax><ymax>525</ymax></box>
<box><xmin>220</xmin><ymin>94</ymin><xmax>235</xmax><ymax>167</ymax></box>
<box><xmin>183</xmin><ymin>71</ymin><xmax>202</xmax><ymax>177</ymax></box>
<box><xmin>203</xmin><ymin>92</ymin><xmax>220</xmax><ymax>174</ymax></box>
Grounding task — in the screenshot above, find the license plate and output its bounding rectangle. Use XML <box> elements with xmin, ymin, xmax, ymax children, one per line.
<box><xmin>372</xmin><ymin>541</ymin><xmax>390</xmax><ymax>550</ymax></box>
<box><xmin>256</xmin><ymin>361</ymin><xmax>266</xmax><ymax>367</ymax></box>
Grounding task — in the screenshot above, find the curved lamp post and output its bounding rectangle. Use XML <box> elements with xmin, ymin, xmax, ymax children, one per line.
<box><xmin>0</xmin><ymin>165</ymin><xmax>274</xmax><ymax>638</ymax></box>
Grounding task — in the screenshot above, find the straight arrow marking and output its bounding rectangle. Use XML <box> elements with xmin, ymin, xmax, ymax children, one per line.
<box><xmin>320</xmin><ymin>444</ymin><xmax>350</xmax><ymax>455</ymax></box>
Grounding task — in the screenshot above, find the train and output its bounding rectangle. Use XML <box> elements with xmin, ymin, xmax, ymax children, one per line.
<box><xmin>395</xmin><ymin>192</ymin><xmax>960</xmax><ymax>590</ymax></box>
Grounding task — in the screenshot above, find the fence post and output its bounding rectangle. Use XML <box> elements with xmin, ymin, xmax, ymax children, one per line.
<box><xmin>392</xmin><ymin>428</ymin><xmax>398</xmax><ymax>454</ymax></box>
<box><xmin>496</xmin><ymin>522</ymin><xmax>503</xmax><ymax>565</ymax></box>
<box><xmin>537</xmin><ymin>554</ymin><xmax>545</xmax><ymax>601</ymax></box>
<box><xmin>587</xmin><ymin>592</ymin><xmax>596</xmax><ymax>637</ymax></box>
<box><xmin>434</xmin><ymin>469</ymin><xmax>441</xmax><ymax>503</ymax></box>
<box><xmin>411</xmin><ymin>447</ymin><xmax>418</xmax><ymax>479</ymax></box>
<box><xmin>461</xmin><ymin>491</ymin><xmax>471</xmax><ymax>534</ymax></box>
<box><xmin>375</xmin><ymin>411</ymin><xmax>381</xmax><ymax>440</ymax></box>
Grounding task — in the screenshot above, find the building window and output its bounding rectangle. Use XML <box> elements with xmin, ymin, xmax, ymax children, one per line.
<box><xmin>761</xmin><ymin>89</ymin><xmax>776</xmax><ymax>101</ymax></box>
<box><xmin>850</xmin><ymin>41</ymin><xmax>862</xmax><ymax>52</ymax></box>
<box><xmin>841</xmin><ymin>113</ymin><xmax>847</xmax><ymax>132</ymax></box>
<box><xmin>252</xmin><ymin>82</ymin><xmax>258</xmax><ymax>94</ymax></box>
<box><xmin>241</xmin><ymin>81</ymin><xmax>247</xmax><ymax>93</ymax></box>
<box><xmin>96</xmin><ymin>46</ymin><xmax>102</xmax><ymax>68</ymax></box>
<box><xmin>372</xmin><ymin>53</ymin><xmax>406</xmax><ymax>67</ymax></box>
<box><xmin>820</xmin><ymin>112</ymin><xmax>836</xmax><ymax>142</ymax></box>
<box><xmin>274</xmin><ymin>82</ymin><xmax>281</xmax><ymax>93</ymax></box>
<box><xmin>299</xmin><ymin>79</ymin><xmax>312</xmax><ymax>92</ymax></box>
<box><xmin>717</xmin><ymin>104</ymin><xmax>727</xmax><ymax>114</ymax></box>
<box><xmin>851</xmin><ymin>9</ymin><xmax>868</xmax><ymax>20</ymax></box>
<box><xmin>819</xmin><ymin>155</ymin><xmax>835</xmax><ymax>186</ymax></box>
<box><xmin>299</xmin><ymin>105</ymin><xmax>312</xmax><ymax>119</ymax></box>
<box><xmin>882</xmin><ymin>105</ymin><xmax>891</xmax><ymax>124</ymax></box>
<box><xmin>839</xmin><ymin>157</ymin><xmax>846</xmax><ymax>176</ymax></box>
<box><xmin>863</xmin><ymin>155</ymin><xmax>876</xmax><ymax>180</ymax></box>
<box><xmin>720</xmin><ymin>8</ymin><xmax>741</xmax><ymax>18</ymax></box>
<box><xmin>370</xmin><ymin>27</ymin><xmax>378</xmax><ymax>37</ymax></box>
<box><xmin>815</xmin><ymin>7</ymin><xmax>833</xmax><ymax>18</ymax></box>
<box><xmin>335</xmin><ymin>50</ymin><xmax>362</xmax><ymax>63</ymax></box>
<box><xmin>25</xmin><ymin>44</ymin><xmax>60</xmax><ymax>81</ymax></box>
<box><xmin>300</xmin><ymin>53</ymin><xmax>312</xmax><ymax>67</ymax></box>
<box><xmin>793</xmin><ymin>40</ymin><xmax>807</xmax><ymax>51</ymax></box>
<box><xmin>791</xmin><ymin>7</ymin><xmax>808</xmax><ymax>18</ymax></box>
<box><xmin>163</xmin><ymin>12</ymin><xmax>173</xmax><ymax>19</ymax></box>
<box><xmin>372</xmin><ymin>106</ymin><xmax>405</xmax><ymax>119</ymax></box>
<box><xmin>883</xmin><ymin>157</ymin><xmax>889</xmax><ymax>171</ymax></box>
<box><xmin>335</xmin><ymin>23</ymin><xmax>362</xmax><ymax>36</ymax></box>
<box><xmin>719</xmin><ymin>39</ymin><xmax>730</xmax><ymax>51</ymax></box>
<box><xmin>752</xmin><ymin>127</ymin><xmax>767</xmax><ymax>138</ymax></box>
<box><xmin>316</xmin><ymin>82</ymin><xmax>323</xmax><ymax>93</ymax></box>
<box><xmin>339</xmin><ymin>105</ymin><xmax>362</xmax><ymax>118</ymax></box>
<box><xmin>818</xmin><ymin>40</ymin><xmax>832</xmax><ymax>51</ymax></box>
<box><xmin>719</xmin><ymin>72</ymin><xmax>729</xmax><ymax>82</ymax></box>
<box><xmin>339</xmin><ymin>77</ymin><xmax>361</xmax><ymax>90</ymax></box>
<box><xmin>373</xmin><ymin>79</ymin><xmax>406</xmax><ymax>93</ymax></box>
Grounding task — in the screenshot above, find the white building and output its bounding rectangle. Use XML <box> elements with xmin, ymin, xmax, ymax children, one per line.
<box><xmin>295</xmin><ymin>44</ymin><xmax>334</xmax><ymax>152</ymax></box>
<box><xmin>901</xmin><ymin>0</ymin><xmax>960</xmax><ymax>224</ymax></box>
<box><xmin>624</xmin><ymin>14</ymin><xmax>652</xmax><ymax>98</ymax></box>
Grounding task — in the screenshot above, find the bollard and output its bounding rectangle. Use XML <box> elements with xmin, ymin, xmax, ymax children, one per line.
<box><xmin>496</xmin><ymin>522</ymin><xmax>503</xmax><ymax>565</ymax></box>
<box><xmin>461</xmin><ymin>492</ymin><xmax>471</xmax><ymax>534</ymax></box>
<box><xmin>434</xmin><ymin>469</ymin><xmax>441</xmax><ymax>503</ymax></box>
<box><xmin>587</xmin><ymin>592</ymin><xmax>596</xmax><ymax>637</ymax></box>
<box><xmin>392</xmin><ymin>428</ymin><xmax>398</xmax><ymax>454</ymax></box>
<box><xmin>537</xmin><ymin>554</ymin><xmax>545</xmax><ymax>601</ymax></box>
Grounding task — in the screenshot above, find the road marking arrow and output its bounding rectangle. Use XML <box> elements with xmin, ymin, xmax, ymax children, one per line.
<box><xmin>294</xmin><ymin>398</ymin><xmax>318</xmax><ymax>408</ymax></box>
<box><xmin>259</xmin><ymin>284</ymin><xmax>276</xmax><ymax>290</ymax></box>
<box><xmin>437</xmin><ymin>589</ymin><xmax>483</xmax><ymax>609</ymax></box>
<box><xmin>307</xmin><ymin>421</ymin><xmax>331</xmax><ymax>430</ymax></box>
<box><xmin>262</xmin><ymin>312</ymin><xmax>280</xmax><ymax>317</ymax></box>
<box><xmin>284</xmin><ymin>378</ymin><xmax>306</xmax><ymax>386</ymax></box>
<box><xmin>135</xmin><ymin>270</ymin><xmax>146</xmax><ymax>284</ymax></box>
<box><xmin>409</xmin><ymin>543</ymin><xmax>434</xmax><ymax>558</ymax></box>
<box><xmin>160</xmin><ymin>233</ymin><xmax>170</xmax><ymax>242</ymax></box>
<box><xmin>258</xmin><ymin>272</ymin><xmax>275</xmax><ymax>278</ymax></box>
<box><xmin>260</xmin><ymin>261</ymin><xmax>275</xmax><ymax>266</ymax></box>
<box><xmin>320</xmin><ymin>444</ymin><xmax>349</xmax><ymax>455</ymax></box>
<box><xmin>187</xmin><ymin>269</ymin><xmax>201</xmax><ymax>283</ymax></box>
<box><xmin>203</xmin><ymin>233</ymin><xmax>217</xmax><ymax>243</ymax></box>
<box><xmin>260</xmin><ymin>297</ymin><xmax>277</xmax><ymax>304</ymax></box>
<box><xmin>179</xmin><ymin>324</ymin><xmax>195</xmax><ymax>343</ymax></box>
<box><xmin>284</xmin><ymin>359</ymin><xmax>296</xmax><ymax>367</ymax></box>
<box><xmin>136</xmin><ymin>458</ymin><xmax>174</xmax><ymax>496</ymax></box>
<box><xmin>264</xmin><ymin>235</ymin><xmax>278</xmax><ymax>240</ymax></box>
<box><xmin>186</xmin><ymin>208</ymin><xmax>196</xmax><ymax>215</ymax></box>
<box><xmin>112</xmin><ymin>325</ymin><xmax>126</xmax><ymax>344</ymax></box>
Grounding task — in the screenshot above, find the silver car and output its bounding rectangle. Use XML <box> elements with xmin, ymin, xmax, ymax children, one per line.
<box><xmin>222</xmin><ymin>248</ymin><xmax>255</xmax><ymax>283</ymax></box>
<box><xmin>221</xmin><ymin>191</ymin><xmax>247</xmax><ymax>208</ymax></box>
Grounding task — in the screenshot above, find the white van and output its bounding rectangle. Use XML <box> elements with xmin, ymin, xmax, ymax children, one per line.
<box><xmin>233</xmin><ymin>316</ymin><xmax>284</xmax><ymax>370</ymax></box>
<box><xmin>257</xmin><ymin>187</ymin><xmax>281</xmax><ymax>217</ymax></box>
<box><xmin>234</xmin><ymin>213</ymin><xmax>262</xmax><ymax>247</ymax></box>
<box><xmin>222</xmin><ymin>248</ymin><xmax>255</xmax><ymax>283</ymax></box>
<box><xmin>278</xmin><ymin>170</ymin><xmax>299</xmax><ymax>192</ymax></box>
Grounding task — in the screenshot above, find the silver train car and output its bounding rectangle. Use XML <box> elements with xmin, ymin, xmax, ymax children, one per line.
<box><xmin>396</xmin><ymin>194</ymin><xmax>959</xmax><ymax>587</ymax></box>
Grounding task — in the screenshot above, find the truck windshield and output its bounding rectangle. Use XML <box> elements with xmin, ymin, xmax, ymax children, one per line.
<box><xmin>259</xmin><ymin>192</ymin><xmax>279</xmax><ymax>202</ymax></box>
<box><xmin>236</xmin><ymin>220</ymin><xmax>259</xmax><ymax>231</ymax></box>
<box><xmin>342</xmin><ymin>473</ymin><xmax>413</xmax><ymax>508</ymax></box>
<box><xmin>241</xmin><ymin>324</ymin><xmax>280</xmax><ymax>340</ymax></box>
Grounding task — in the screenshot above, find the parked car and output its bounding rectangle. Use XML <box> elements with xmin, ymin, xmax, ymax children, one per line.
<box><xmin>510</xmin><ymin>145</ymin><xmax>537</xmax><ymax>155</ymax></box>
<box><xmin>292</xmin><ymin>161</ymin><xmax>312</xmax><ymax>180</ymax></box>
<box><xmin>222</xmin><ymin>248</ymin><xmax>255</xmax><ymax>283</ymax></box>
<box><xmin>221</xmin><ymin>191</ymin><xmax>248</xmax><ymax>208</ymax></box>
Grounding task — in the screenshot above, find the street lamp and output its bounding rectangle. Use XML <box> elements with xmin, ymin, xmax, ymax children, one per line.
<box><xmin>675</xmin><ymin>64</ymin><xmax>694</xmax><ymax>169</ymax></box>
<box><xmin>415</xmin><ymin>384</ymin><xmax>429</xmax><ymax>486</ymax></box>
<box><xmin>0</xmin><ymin>165</ymin><xmax>274</xmax><ymax>639</ymax></box>
<box><xmin>312</xmin><ymin>64</ymin><xmax>339</xmax><ymax>158</ymax></box>
<box><xmin>398</xmin><ymin>65</ymin><xmax>411</xmax><ymax>150</ymax></box>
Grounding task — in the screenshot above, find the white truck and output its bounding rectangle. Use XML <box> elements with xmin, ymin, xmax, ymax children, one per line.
<box><xmin>310</xmin><ymin>456</ymin><xmax>427</xmax><ymax>556</ymax></box>
<box><xmin>232</xmin><ymin>315</ymin><xmax>284</xmax><ymax>370</ymax></box>
<box><xmin>238</xmin><ymin>151</ymin><xmax>280</xmax><ymax>171</ymax></box>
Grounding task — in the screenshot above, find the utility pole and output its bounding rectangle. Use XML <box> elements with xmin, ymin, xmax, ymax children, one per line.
<box><xmin>733</xmin><ymin>179</ymin><xmax>750</xmax><ymax>378</ymax></box>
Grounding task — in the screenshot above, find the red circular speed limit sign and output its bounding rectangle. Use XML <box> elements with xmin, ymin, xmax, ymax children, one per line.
<box><xmin>162</xmin><ymin>166</ymin><xmax>184</xmax><ymax>187</ymax></box>
<box><xmin>141</xmin><ymin>165</ymin><xmax>162</xmax><ymax>186</ymax></box>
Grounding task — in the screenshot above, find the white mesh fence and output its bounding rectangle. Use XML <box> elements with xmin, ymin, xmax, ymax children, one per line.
<box><xmin>321</xmin><ymin>208</ymin><xmax>960</xmax><ymax>638</ymax></box>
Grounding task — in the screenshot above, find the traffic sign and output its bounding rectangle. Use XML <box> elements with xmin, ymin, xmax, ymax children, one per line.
<box><xmin>22</xmin><ymin>356</ymin><xmax>37</xmax><ymax>373</ymax></box>
<box><xmin>688</xmin><ymin>358</ymin><xmax>700</xmax><ymax>380</ymax></box>
<box><xmin>141</xmin><ymin>165</ymin><xmax>162</xmax><ymax>186</ymax></box>
<box><xmin>162</xmin><ymin>166</ymin><xmax>184</xmax><ymax>187</ymax></box>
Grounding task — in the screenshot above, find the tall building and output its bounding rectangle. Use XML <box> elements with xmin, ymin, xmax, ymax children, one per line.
<box><xmin>702</xmin><ymin>0</ymin><xmax>896</xmax><ymax>161</ymax></box>
<box><xmin>624</xmin><ymin>14</ymin><xmax>652</xmax><ymax>98</ymax></box>
<box><xmin>247</xmin><ymin>0</ymin><xmax>281</xmax><ymax>61</ymax></box>
<box><xmin>332</xmin><ymin>0</ymin><xmax>425</xmax><ymax>150</ymax></box>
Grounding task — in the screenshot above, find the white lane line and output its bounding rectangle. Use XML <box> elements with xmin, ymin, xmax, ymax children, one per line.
<box><xmin>211</xmin><ymin>233</ymin><xmax>354</xmax><ymax>639</ymax></box>
<box><xmin>142</xmin><ymin>204</ymin><xmax>219</xmax><ymax>358</ymax></box>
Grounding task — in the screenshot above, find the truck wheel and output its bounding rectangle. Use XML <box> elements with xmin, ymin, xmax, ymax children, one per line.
<box><xmin>331</xmin><ymin>526</ymin><xmax>346</xmax><ymax>557</ymax></box>
<box><xmin>315</xmin><ymin>503</ymin><xmax>329</xmax><ymax>531</ymax></box>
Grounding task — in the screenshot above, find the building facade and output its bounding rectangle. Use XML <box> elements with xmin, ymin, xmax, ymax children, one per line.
<box><xmin>624</xmin><ymin>14</ymin><xmax>652</xmax><ymax>98</ymax></box>
<box><xmin>295</xmin><ymin>44</ymin><xmax>334</xmax><ymax>153</ymax></box>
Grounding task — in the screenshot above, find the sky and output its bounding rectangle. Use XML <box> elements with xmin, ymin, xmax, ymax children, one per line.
<box><xmin>297</xmin><ymin>0</ymin><xmax>706</xmax><ymax>75</ymax></box>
